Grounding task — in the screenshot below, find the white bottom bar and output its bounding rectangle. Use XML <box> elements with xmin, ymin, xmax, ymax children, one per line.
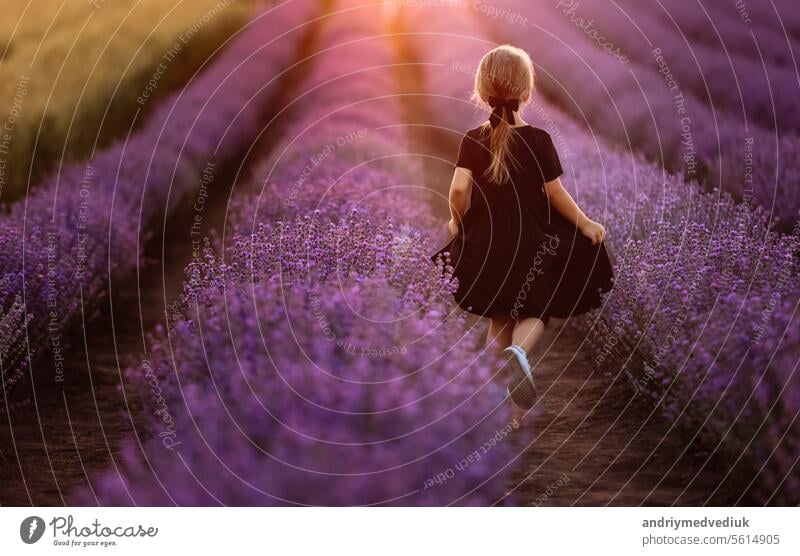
<box><xmin>2</xmin><ymin>507</ymin><xmax>798</xmax><ymax>555</ymax></box>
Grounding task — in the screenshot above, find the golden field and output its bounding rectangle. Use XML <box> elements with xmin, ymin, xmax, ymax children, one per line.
<box><xmin>0</xmin><ymin>0</ymin><xmax>256</xmax><ymax>202</ymax></box>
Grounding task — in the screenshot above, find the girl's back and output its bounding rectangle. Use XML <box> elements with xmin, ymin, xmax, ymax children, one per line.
<box><xmin>453</xmin><ymin>124</ymin><xmax>565</xmax><ymax>265</ymax></box>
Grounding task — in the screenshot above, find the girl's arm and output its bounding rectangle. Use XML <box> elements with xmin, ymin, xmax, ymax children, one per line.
<box><xmin>543</xmin><ymin>177</ymin><xmax>606</xmax><ymax>245</ymax></box>
<box><xmin>447</xmin><ymin>167</ymin><xmax>472</xmax><ymax>236</ymax></box>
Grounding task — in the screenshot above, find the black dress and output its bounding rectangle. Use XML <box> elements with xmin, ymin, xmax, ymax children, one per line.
<box><xmin>433</xmin><ymin>124</ymin><xmax>614</xmax><ymax>321</ymax></box>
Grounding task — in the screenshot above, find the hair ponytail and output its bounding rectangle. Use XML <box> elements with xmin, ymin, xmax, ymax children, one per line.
<box><xmin>472</xmin><ymin>45</ymin><xmax>535</xmax><ymax>185</ymax></box>
<box><xmin>486</xmin><ymin>117</ymin><xmax>514</xmax><ymax>184</ymax></box>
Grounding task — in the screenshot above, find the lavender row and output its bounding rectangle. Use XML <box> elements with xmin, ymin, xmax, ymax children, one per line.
<box><xmin>565</xmin><ymin>0</ymin><xmax>800</xmax><ymax>134</ymax></box>
<box><xmin>79</xmin><ymin>214</ymin><xmax>514</xmax><ymax>505</ymax></box>
<box><xmin>541</xmin><ymin>106</ymin><xmax>800</xmax><ymax>504</ymax></box>
<box><xmin>626</xmin><ymin>0</ymin><xmax>800</xmax><ymax>68</ymax></box>
<box><xmin>0</xmin><ymin>1</ymin><xmax>317</xmax><ymax>409</ymax></box>
<box><xmin>227</xmin><ymin>12</ymin><xmax>432</xmax><ymax>233</ymax></box>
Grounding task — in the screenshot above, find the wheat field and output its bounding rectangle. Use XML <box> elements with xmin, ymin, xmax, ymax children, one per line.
<box><xmin>0</xmin><ymin>0</ymin><xmax>255</xmax><ymax>202</ymax></box>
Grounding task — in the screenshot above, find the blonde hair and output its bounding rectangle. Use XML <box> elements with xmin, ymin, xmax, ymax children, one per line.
<box><xmin>472</xmin><ymin>45</ymin><xmax>535</xmax><ymax>184</ymax></box>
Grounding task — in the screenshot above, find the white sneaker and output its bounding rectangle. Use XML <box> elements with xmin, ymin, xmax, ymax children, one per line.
<box><xmin>501</xmin><ymin>345</ymin><xmax>537</xmax><ymax>409</ymax></box>
<box><xmin>509</xmin><ymin>344</ymin><xmax>533</xmax><ymax>379</ymax></box>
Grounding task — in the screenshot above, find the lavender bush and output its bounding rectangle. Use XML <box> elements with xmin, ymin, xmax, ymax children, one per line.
<box><xmin>0</xmin><ymin>1</ymin><xmax>316</xmax><ymax>409</ymax></box>
<box><xmin>80</xmin><ymin>214</ymin><xmax>516</xmax><ymax>506</ymax></box>
<box><xmin>229</xmin><ymin>96</ymin><xmax>430</xmax><ymax>229</ymax></box>
<box><xmin>0</xmin><ymin>297</ymin><xmax>29</xmax><ymax>407</ymax></box>
<box><xmin>567</xmin><ymin>0</ymin><xmax>800</xmax><ymax>133</ymax></box>
<box><xmin>594</xmin><ymin>207</ymin><xmax>800</xmax><ymax>503</ymax></box>
<box><xmin>633</xmin><ymin>0</ymin><xmax>800</xmax><ymax>68</ymax></box>
<box><xmin>541</xmin><ymin>107</ymin><xmax>800</xmax><ymax>504</ymax></box>
<box><xmin>229</xmin><ymin>14</ymin><xmax>430</xmax><ymax>232</ymax></box>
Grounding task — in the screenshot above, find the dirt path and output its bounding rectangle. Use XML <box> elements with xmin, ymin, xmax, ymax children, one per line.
<box><xmin>507</xmin><ymin>322</ymin><xmax>756</xmax><ymax>505</ymax></box>
<box><xmin>0</xmin><ymin>5</ymin><xmax>329</xmax><ymax>506</ymax></box>
<box><xmin>388</xmin><ymin>13</ymin><xmax>752</xmax><ymax>506</ymax></box>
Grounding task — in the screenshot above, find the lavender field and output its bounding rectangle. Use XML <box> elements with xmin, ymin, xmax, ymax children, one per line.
<box><xmin>0</xmin><ymin>0</ymin><xmax>798</xmax><ymax>507</ymax></box>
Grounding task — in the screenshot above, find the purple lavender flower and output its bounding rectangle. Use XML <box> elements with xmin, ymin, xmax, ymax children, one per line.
<box><xmin>78</xmin><ymin>215</ymin><xmax>516</xmax><ymax>506</ymax></box>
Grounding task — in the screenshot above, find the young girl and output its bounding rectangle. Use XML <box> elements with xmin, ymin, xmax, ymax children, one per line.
<box><xmin>434</xmin><ymin>45</ymin><xmax>614</xmax><ymax>409</ymax></box>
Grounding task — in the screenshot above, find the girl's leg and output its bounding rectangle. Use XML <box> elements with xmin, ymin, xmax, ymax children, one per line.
<box><xmin>511</xmin><ymin>317</ymin><xmax>546</xmax><ymax>357</ymax></box>
<box><xmin>486</xmin><ymin>315</ymin><xmax>514</xmax><ymax>355</ymax></box>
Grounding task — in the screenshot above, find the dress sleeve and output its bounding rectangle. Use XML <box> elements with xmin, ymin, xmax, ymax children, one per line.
<box><xmin>538</xmin><ymin>131</ymin><xmax>564</xmax><ymax>182</ymax></box>
<box><xmin>454</xmin><ymin>132</ymin><xmax>477</xmax><ymax>172</ymax></box>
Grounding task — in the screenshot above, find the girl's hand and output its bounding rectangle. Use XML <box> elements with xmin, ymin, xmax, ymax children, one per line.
<box><xmin>581</xmin><ymin>219</ymin><xmax>606</xmax><ymax>245</ymax></box>
<box><xmin>448</xmin><ymin>218</ymin><xmax>460</xmax><ymax>237</ymax></box>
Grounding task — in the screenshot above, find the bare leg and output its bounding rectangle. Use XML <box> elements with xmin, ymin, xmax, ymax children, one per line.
<box><xmin>512</xmin><ymin>317</ymin><xmax>546</xmax><ymax>357</ymax></box>
<box><xmin>486</xmin><ymin>315</ymin><xmax>514</xmax><ymax>356</ymax></box>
